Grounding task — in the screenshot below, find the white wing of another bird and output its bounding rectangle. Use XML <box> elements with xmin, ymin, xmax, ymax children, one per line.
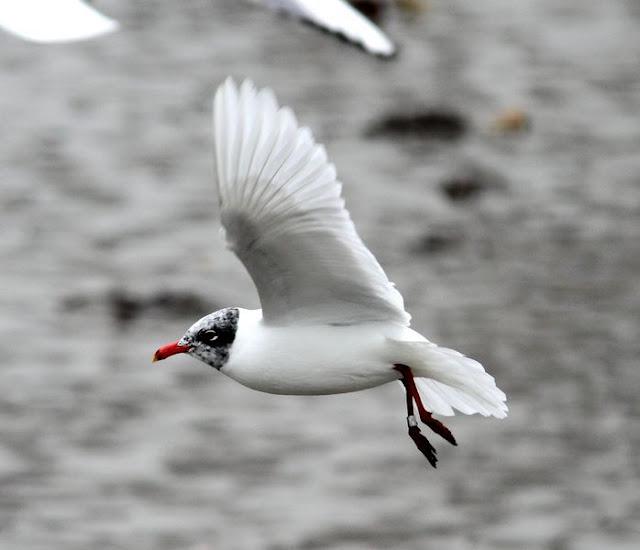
<box><xmin>213</xmin><ymin>79</ymin><xmax>410</xmax><ymax>326</ymax></box>
<box><xmin>0</xmin><ymin>0</ymin><xmax>118</xmax><ymax>43</ymax></box>
<box><xmin>258</xmin><ymin>0</ymin><xmax>395</xmax><ymax>57</ymax></box>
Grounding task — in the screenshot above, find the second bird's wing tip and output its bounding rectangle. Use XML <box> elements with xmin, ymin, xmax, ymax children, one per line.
<box><xmin>0</xmin><ymin>1</ymin><xmax>120</xmax><ymax>44</ymax></box>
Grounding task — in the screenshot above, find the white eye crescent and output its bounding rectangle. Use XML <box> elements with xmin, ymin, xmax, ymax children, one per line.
<box><xmin>200</xmin><ymin>330</ymin><xmax>219</xmax><ymax>344</ymax></box>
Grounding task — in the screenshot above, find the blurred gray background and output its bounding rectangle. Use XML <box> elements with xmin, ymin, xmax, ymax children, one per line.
<box><xmin>1</xmin><ymin>1</ymin><xmax>639</xmax><ymax>549</ymax></box>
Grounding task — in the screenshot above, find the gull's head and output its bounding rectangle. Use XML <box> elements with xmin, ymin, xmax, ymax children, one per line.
<box><xmin>153</xmin><ymin>307</ymin><xmax>239</xmax><ymax>370</ymax></box>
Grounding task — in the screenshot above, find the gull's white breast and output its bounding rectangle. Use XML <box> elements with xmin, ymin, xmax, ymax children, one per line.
<box><xmin>221</xmin><ymin>308</ymin><xmax>405</xmax><ymax>395</ymax></box>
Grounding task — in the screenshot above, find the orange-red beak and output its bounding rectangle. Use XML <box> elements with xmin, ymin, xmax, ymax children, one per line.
<box><xmin>152</xmin><ymin>341</ymin><xmax>190</xmax><ymax>362</ymax></box>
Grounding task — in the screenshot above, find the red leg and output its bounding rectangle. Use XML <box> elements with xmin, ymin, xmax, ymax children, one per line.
<box><xmin>399</xmin><ymin>375</ymin><xmax>438</xmax><ymax>468</ymax></box>
<box><xmin>395</xmin><ymin>365</ymin><xmax>457</xmax><ymax>446</ymax></box>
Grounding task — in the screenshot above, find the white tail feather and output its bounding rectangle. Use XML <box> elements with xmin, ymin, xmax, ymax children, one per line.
<box><xmin>390</xmin><ymin>339</ymin><xmax>508</xmax><ymax>418</ymax></box>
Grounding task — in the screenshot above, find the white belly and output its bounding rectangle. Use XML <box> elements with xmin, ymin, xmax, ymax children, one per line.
<box><xmin>220</xmin><ymin>309</ymin><xmax>406</xmax><ymax>395</ymax></box>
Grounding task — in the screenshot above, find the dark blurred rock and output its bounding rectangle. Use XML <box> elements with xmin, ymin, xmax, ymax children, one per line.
<box><xmin>366</xmin><ymin>109</ymin><xmax>468</xmax><ymax>141</ymax></box>
<box><xmin>396</xmin><ymin>0</ymin><xmax>430</xmax><ymax>15</ymax></box>
<box><xmin>61</xmin><ymin>288</ymin><xmax>216</xmax><ymax>325</ymax></box>
<box><xmin>349</xmin><ymin>0</ymin><xmax>387</xmax><ymax>22</ymax></box>
<box><xmin>148</xmin><ymin>290</ymin><xmax>213</xmax><ymax>317</ymax></box>
<box><xmin>411</xmin><ymin>226</ymin><xmax>464</xmax><ymax>254</ymax></box>
<box><xmin>441</xmin><ymin>176</ymin><xmax>485</xmax><ymax>202</ymax></box>
<box><xmin>108</xmin><ymin>289</ymin><xmax>141</xmax><ymax>325</ymax></box>
<box><xmin>440</xmin><ymin>165</ymin><xmax>507</xmax><ymax>203</ymax></box>
<box><xmin>108</xmin><ymin>289</ymin><xmax>215</xmax><ymax>325</ymax></box>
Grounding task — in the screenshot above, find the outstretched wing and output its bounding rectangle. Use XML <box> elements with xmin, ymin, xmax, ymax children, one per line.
<box><xmin>213</xmin><ymin>79</ymin><xmax>410</xmax><ymax>327</ymax></box>
<box><xmin>0</xmin><ymin>0</ymin><xmax>118</xmax><ymax>43</ymax></box>
<box><xmin>259</xmin><ymin>0</ymin><xmax>395</xmax><ymax>58</ymax></box>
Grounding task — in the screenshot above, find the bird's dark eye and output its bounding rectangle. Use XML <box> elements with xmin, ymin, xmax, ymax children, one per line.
<box><xmin>199</xmin><ymin>329</ymin><xmax>218</xmax><ymax>345</ymax></box>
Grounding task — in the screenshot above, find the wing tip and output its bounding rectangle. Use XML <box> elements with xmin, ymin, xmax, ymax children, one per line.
<box><xmin>215</xmin><ymin>77</ymin><xmax>280</xmax><ymax>110</ymax></box>
<box><xmin>0</xmin><ymin>1</ymin><xmax>120</xmax><ymax>44</ymax></box>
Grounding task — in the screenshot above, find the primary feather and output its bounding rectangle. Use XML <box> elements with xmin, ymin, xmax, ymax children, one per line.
<box><xmin>258</xmin><ymin>0</ymin><xmax>396</xmax><ymax>57</ymax></box>
<box><xmin>213</xmin><ymin>79</ymin><xmax>410</xmax><ymax>327</ymax></box>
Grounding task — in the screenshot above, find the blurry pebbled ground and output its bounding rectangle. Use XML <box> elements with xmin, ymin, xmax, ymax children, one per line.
<box><xmin>1</xmin><ymin>0</ymin><xmax>639</xmax><ymax>549</ymax></box>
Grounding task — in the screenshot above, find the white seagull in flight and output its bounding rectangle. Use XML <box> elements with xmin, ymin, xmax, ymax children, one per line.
<box><xmin>0</xmin><ymin>0</ymin><xmax>118</xmax><ymax>43</ymax></box>
<box><xmin>153</xmin><ymin>79</ymin><xmax>507</xmax><ymax>467</ymax></box>
<box><xmin>254</xmin><ymin>0</ymin><xmax>396</xmax><ymax>58</ymax></box>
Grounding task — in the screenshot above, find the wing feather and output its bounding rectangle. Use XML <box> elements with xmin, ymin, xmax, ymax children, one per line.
<box><xmin>213</xmin><ymin>79</ymin><xmax>410</xmax><ymax>326</ymax></box>
<box><xmin>259</xmin><ymin>0</ymin><xmax>396</xmax><ymax>57</ymax></box>
<box><xmin>0</xmin><ymin>0</ymin><xmax>118</xmax><ymax>43</ymax></box>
